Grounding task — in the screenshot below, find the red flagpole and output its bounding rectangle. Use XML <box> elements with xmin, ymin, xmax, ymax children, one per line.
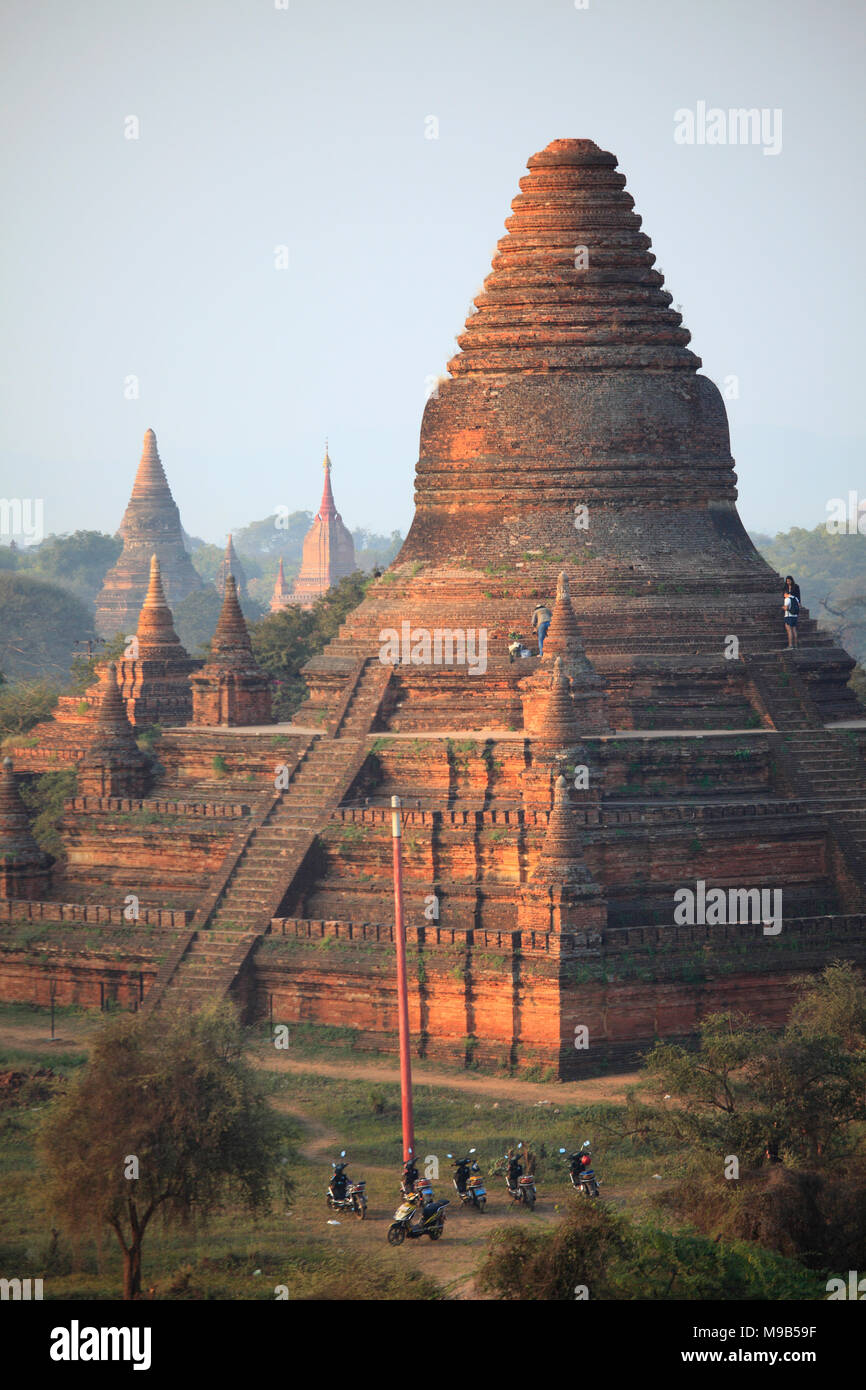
<box><xmin>391</xmin><ymin>795</ymin><xmax>416</xmax><ymax>1162</ymax></box>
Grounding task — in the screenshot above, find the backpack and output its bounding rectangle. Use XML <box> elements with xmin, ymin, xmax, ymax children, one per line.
<box><xmin>786</xmin><ymin>593</ymin><xmax>800</xmax><ymax>617</ymax></box>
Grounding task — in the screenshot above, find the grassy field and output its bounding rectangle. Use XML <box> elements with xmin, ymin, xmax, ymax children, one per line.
<box><xmin>0</xmin><ymin>1003</ymin><xmax>828</xmax><ymax>1301</ymax></box>
<box><xmin>0</xmin><ymin>1003</ymin><xmax>676</xmax><ymax>1300</ymax></box>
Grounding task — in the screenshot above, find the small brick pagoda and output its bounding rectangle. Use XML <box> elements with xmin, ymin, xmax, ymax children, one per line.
<box><xmin>271</xmin><ymin>447</ymin><xmax>356</xmax><ymax>611</ymax></box>
<box><xmin>190</xmin><ymin>575</ymin><xmax>272</xmax><ymax>727</ymax></box>
<box><xmin>0</xmin><ymin>758</ymin><xmax>52</xmax><ymax>901</ymax></box>
<box><xmin>95</xmin><ymin>429</ymin><xmax>204</xmax><ymax>637</ymax></box>
<box><xmin>2</xmin><ymin>140</ymin><xmax>864</xmax><ymax>1075</ymax></box>
<box><xmin>269</xmin><ymin>557</ymin><xmax>290</xmax><ymax>613</ymax></box>
<box><xmin>78</xmin><ymin>664</ymin><xmax>151</xmax><ymax>798</ymax></box>
<box><xmin>116</xmin><ymin>555</ymin><xmax>199</xmax><ymax>727</ymax></box>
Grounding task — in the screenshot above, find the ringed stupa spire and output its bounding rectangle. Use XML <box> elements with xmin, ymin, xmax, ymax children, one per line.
<box><xmin>95</xmin><ymin>430</ymin><xmax>204</xmax><ymax>637</ymax></box>
<box><xmin>217</xmin><ymin>533</ymin><xmax>249</xmax><ymax>600</ymax></box>
<box><xmin>79</xmin><ymin>664</ymin><xmax>150</xmax><ymax>797</ymax></box>
<box><xmin>136</xmin><ymin>554</ymin><xmax>185</xmax><ymax>658</ymax></box>
<box><xmin>190</xmin><ymin>574</ymin><xmax>272</xmax><ymax>726</ymax></box>
<box><xmin>318</xmin><ymin>443</ymin><xmax>337</xmax><ymax>520</ymax></box>
<box><xmin>115</xmin><ymin>554</ymin><xmax>197</xmax><ymax>727</ymax></box>
<box><xmin>269</xmin><ymin>556</ymin><xmax>290</xmax><ymax>613</ymax></box>
<box><xmin>211</xmin><ymin>574</ymin><xmax>254</xmax><ymax>661</ymax></box>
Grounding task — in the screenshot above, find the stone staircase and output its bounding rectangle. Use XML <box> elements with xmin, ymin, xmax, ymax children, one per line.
<box><xmin>747</xmin><ymin>652</ymin><xmax>823</xmax><ymax>731</ymax></box>
<box><xmin>734</xmin><ymin>654</ymin><xmax>866</xmax><ymax>902</ymax></box>
<box><xmin>774</xmin><ymin>727</ymin><xmax>866</xmax><ymax>906</ymax></box>
<box><xmin>139</xmin><ymin>928</ymin><xmax>260</xmax><ymax>1016</ymax></box>
<box><xmin>139</xmin><ymin>661</ymin><xmax>391</xmax><ymax>1014</ymax></box>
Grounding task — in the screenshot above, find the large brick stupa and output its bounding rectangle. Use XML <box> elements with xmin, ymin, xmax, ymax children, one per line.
<box><xmin>303</xmin><ymin>138</ymin><xmax>859</xmax><ymax>728</ymax></box>
<box><xmin>95</xmin><ymin>430</ymin><xmax>204</xmax><ymax>637</ymax></box>
<box><xmin>3</xmin><ymin>140</ymin><xmax>864</xmax><ymax>1075</ymax></box>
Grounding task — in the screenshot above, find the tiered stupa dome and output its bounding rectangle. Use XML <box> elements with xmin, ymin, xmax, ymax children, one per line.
<box><xmin>190</xmin><ymin>575</ymin><xmax>272</xmax><ymax>726</ymax></box>
<box><xmin>115</xmin><ymin>555</ymin><xmax>198</xmax><ymax>727</ymax></box>
<box><xmin>95</xmin><ymin>430</ymin><xmax>204</xmax><ymax>637</ymax></box>
<box><xmin>305</xmin><ymin>138</ymin><xmax>858</xmax><ymax>726</ymax></box>
<box><xmin>136</xmin><ymin>554</ymin><xmax>187</xmax><ymax>659</ymax></box>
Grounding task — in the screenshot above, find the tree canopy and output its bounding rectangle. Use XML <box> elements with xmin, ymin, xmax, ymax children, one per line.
<box><xmin>625</xmin><ymin>963</ymin><xmax>866</xmax><ymax>1267</ymax></box>
<box><xmin>15</xmin><ymin>530</ymin><xmax>122</xmax><ymax>605</ymax></box>
<box><xmin>0</xmin><ymin>572</ymin><xmax>95</xmax><ymax>682</ymax></box>
<box><xmin>37</xmin><ymin>1003</ymin><xmax>292</xmax><ymax>1299</ymax></box>
<box><xmin>478</xmin><ymin>1193</ymin><xmax>821</xmax><ymax>1301</ymax></box>
<box><xmin>250</xmin><ymin>571</ymin><xmax>372</xmax><ymax>719</ymax></box>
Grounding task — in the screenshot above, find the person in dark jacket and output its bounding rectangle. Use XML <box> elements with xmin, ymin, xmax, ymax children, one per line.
<box><xmin>783</xmin><ymin>575</ymin><xmax>800</xmax><ymax>648</ymax></box>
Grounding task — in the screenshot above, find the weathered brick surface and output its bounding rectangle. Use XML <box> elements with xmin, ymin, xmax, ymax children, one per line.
<box><xmin>191</xmin><ymin>575</ymin><xmax>272</xmax><ymax>727</ymax></box>
<box><xmin>95</xmin><ymin>430</ymin><xmax>204</xmax><ymax>637</ymax></box>
<box><xmin>1</xmin><ymin>140</ymin><xmax>863</xmax><ymax>1076</ymax></box>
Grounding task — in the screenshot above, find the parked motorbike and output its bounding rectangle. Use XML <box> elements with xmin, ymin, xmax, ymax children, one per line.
<box><xmin>400</xmin><ymin>1158</ymin><xmax>420</xmax><ymax>1198</ymax></box>
<box><xmin>327</xmin><ymin>1150</ymin><xmax>367</xmax><ymax>1220</ymax></box>
<box><xmin>447</xmin><ymin>1149</ymin><xmax>486</xmax><ymax>1211</ymax></box>
<box><xmin>503</xmin><ymin>1142</ymin><xmax>536</xmax><ymax>1209</ymax></box>
<box><xmin>559</xmin><ymin>1142</ymin><xmax>600</xmax><ymax>1197</ymax></box>
<box><xmin>387</xmin><ymin>1191</ymin><xmax>450</xmax><ymax>1245</ymax></box>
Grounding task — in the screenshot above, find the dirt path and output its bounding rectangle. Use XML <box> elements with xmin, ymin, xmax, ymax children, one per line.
<box><xmin>270</xmin><ymin>1092</ymin><xmax>488</xmax><ymax>1298</ymax></box>
<box><xmin>1</xmin><ymin>1015</ymin><xmax>639</xmax><ymax>1105</ymax></box>
<box><xmin>0</xmin><ymin>1016</ymin><xmax>98</xmax><ymax>1056</ymax></box>
<box><xmin>271</xmin><ymin>1097</ymin><xmax>339</xmax><ymax>1162</ymax></box>
<box><xmin>255</xmin><ymin>1051</ymin><xmax>640</xmax><ymax>1105</ymax></box>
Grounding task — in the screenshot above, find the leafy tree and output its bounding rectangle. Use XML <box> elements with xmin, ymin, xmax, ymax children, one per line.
<box><xmin>37</xmin><ymin>1003</ymin><xmax>292</xmax><ymax>1300</ymax></box>
<box><xmin>233</xmin><ymin>511</ymin><xmax>313</xmax><ymax>561</ymax></box>
<box><xmin>634</xmin><ymin>1012</ymin><xmax>770</xmax><ymax>1167</ymax></box>
<box><xmin>187</xmin><ymin>541</ymin><xmax>263</xmax><ymax>586</ymax></box>
<box><xmin>16</xmin><ymin>531</ymin><xmax>121</xmax><ymax>605</ymax></box>
<box><xmin>0</xmin><ymin>679</ymin><xmax>60</xmax><ymax>743</ymax></box>
<box><xmin>68</xmin><ymin>632</ymin><xmax>127</xmax><ymax>694</ymax></box>
<box><xmin>634</xmin><ymin>968</ymin><xmax>866</xmax><ymax>1169</ymax></box>
<box><xmin>789</xmin><ymin>959</ymin><xmax>866</xmax><ymax>1048</ymax></box>
<box><xmin>0</xmin><ymin>573</ymin><xmax>94</xmax><ymax>681</ymax></box>
<box><xmin>188</xmin><ymin>541</ymin><xmax>226</xmax><ymax>585</ymax></box>
<box><xmin>18</xmin><ymin>769</ymin><xmax>77</xmax><ymax>856</ymax></box>
<box><xmin>630</xmin><ymin>964</ymin><xmax>866</xmax><ymax>1267</ymax></box>
<box><xmin>352</xmin><ymin>528</ymin><xmax>404</xmax><ymax>572</ymax></box>
<box><xmin>172</xmin><ymin>588</ymin><xmax>224</xmax><ymax>656</ymax></box>
<box><xmin>250</xmin><ymin>571</ymin><xmax>372</xmax><ymax>719</ymax></box>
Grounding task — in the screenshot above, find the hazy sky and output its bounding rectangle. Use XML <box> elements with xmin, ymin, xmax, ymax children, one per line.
<box><xmin>1</xmin><ymin>0</ymin><xmax>864</xmax><ymax>547</ymax></box>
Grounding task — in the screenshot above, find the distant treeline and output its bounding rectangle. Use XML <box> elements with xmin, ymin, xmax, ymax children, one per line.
<box><xmin>750</xmin><ymin>525</ymin><xmax>866</xmax><ymax>664</ymax></box>
<box><xmin>0</xmin><ymin>521</ymin><xmax>863</xmax><ymax>692</ymax></box>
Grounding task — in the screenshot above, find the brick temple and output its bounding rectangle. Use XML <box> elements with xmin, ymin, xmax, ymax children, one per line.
<box><xmin>95</xmin><ymin>429</ymin><xmax>204</xmax><ymax>637</ymax></box>
<box><xmin>2</xmin><ymin>140</ymin><xmax>865</xmax><ymax>1075</ymax></box>
<box><xmin>270</xmin><ymin>447</ymin><xmax>356</xmax><ymax>611</ymax></box>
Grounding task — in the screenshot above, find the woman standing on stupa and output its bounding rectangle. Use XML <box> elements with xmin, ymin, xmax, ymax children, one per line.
<box><xmin>783</xmin><ymin>575</ymin><xmax>801</xmax><ymax>649</ymax></box>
